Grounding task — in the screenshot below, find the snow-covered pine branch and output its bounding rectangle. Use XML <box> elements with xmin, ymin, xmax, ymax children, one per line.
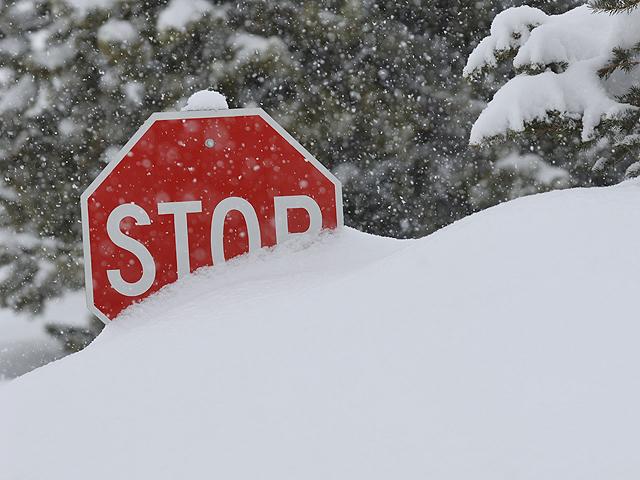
<box><xmin>465</xmin><ymin>2</ymin><xmax>640</xmax><ymax>178</ymax></box>
<box><xmin>590</xmin><ymin>0</ymin><xmax>640</xmax><ymax>13</ymax></box>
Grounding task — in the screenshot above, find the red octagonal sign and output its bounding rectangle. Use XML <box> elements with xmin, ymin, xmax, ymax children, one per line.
<box><xmin>81</xmin><ymin>108</ymin><xmax>343</xmax><ymax>323</ymax></box>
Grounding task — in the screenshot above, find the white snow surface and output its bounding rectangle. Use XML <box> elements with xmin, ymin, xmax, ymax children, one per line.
<box><xmin>182</xmin><ymin>89</ymin><xmax>228</xmax><ymax>111</ymax></box>
<box><xmin>465</xmin><ymin>5</ymin><xmax>640</xmax><ymax>144</ymax></box>
<box><xmin>2</xmin><ymin>182</ymin><xmax>640</xmax><ymax>478</ymax></box>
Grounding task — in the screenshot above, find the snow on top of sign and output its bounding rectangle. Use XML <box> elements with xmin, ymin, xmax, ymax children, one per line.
<box><xmin>465</xmin><ymin>5</ymin><xmax>640</xmax><ymax>144</ymax></box>
<box><xmin>157</xmin><ymin>0</ymin><xmax>223</xmax><ymax>32</ymax></box>
<box><xmin>181</xmin><ymin>89</ymin><xmax>229</xmax><ymax>111</ymax></box>
<box><xmin>97</xmin><ymin>19</ymin><xmax>138</xmax><ymax>44</ymax></box>
<box><xmin>3</xmin><ymin>180</ymin><xmax>640</xmax><ymax>478</ymax></box>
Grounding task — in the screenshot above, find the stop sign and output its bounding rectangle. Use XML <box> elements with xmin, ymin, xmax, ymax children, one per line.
<box><xmin>81</xmin><ymin>108</ymin><xmax>343</xmax><ymax>323</ymax></box>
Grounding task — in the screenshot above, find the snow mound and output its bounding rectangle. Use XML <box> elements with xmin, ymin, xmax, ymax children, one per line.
<box><xmin>3</xmin><ymin>182</ymin><xmax>640</xmax><ymax>479</ymax></box>
<box><xmin>182</xmin><ymin>89</ymin><xmax>228</xmax><ymax>111</ymax></box>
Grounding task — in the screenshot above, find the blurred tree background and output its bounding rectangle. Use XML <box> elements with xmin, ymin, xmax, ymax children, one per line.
<box><xmin>0</xmin><ymin>0</ymin><xmax>587</xmax><ymax>352</ymax></box>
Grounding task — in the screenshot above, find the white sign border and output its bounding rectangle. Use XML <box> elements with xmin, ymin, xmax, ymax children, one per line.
<box><xmin>81</xmin><ymin>108</ymin><xmax>344</xmax><ymax>324</ymax></box>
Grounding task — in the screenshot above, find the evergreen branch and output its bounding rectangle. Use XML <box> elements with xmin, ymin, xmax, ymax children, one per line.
<box><xmin>590</xmin><ymin>0</ymin><xmax>640</xmax><ymax>14</ymax></box>
<box><xmin>620</xmin><ymin>86</ymin><xmax>640</xmax><ymax>106</ymax></box>
<box><xmin>598</xmin><ymin>44</ymin><xmax>640</xmax><ymax>78</ymax></box>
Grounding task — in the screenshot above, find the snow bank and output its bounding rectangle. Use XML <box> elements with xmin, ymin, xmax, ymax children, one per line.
<box><xmin>465</xmin><ymin>5</ymin><xmax>640</xmax><ymax>144</ymax></box>
<box><xmin>182</xmin><ymin>89</ymin><xmax>228</xmax><ymax>111</ymax></box>
<box><xmin>2</xmin><ymin>182</ymin><xmax>640</xmax><ymax>479</ymax></box>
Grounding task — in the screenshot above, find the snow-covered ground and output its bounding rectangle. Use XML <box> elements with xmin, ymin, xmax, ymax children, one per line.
<box><xmin>0</xmin><ymin>292</ymin><xmax>86</xmax><ymax>381</ymax></box>
<box><xmin>2</xmin><ymin>182</ymin><xmax>640</xmax><ymax>478</ymax></box>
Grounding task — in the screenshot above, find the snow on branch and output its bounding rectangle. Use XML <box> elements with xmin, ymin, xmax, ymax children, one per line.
<box><xmin>465</xmin><ymin>4</ymin><xmax>640</xmax><ymax>145</ymax></box>
<box><xmin>470</xmin><ymin>61</ymin><xmax>634</xmax><ymax>143</ymax></box>
<box><xmin>463</xmin><ymin>6</ymin><xmax>549</xmax><ymax>77</ymax></box>
<box><xmin>157</xmin><ymin>0</ymin><xmax>225</xmax><ymax>33</ymax></box>
<box><xmin>590</xmin><ymin>0</ymin><xmax>640</xmax><ymax>14</ymax></box>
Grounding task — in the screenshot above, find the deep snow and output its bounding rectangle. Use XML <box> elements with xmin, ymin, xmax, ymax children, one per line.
<box><xmin>2</xmin><ymin>182</ymin><xmax>640</xmax><ymax>479</ymax></box>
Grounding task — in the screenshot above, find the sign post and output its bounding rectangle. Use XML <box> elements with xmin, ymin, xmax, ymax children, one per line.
<box><xmin>81</xmin><ymin>109</ymin><xmax>342</xmax><ymax>323</ymax></box>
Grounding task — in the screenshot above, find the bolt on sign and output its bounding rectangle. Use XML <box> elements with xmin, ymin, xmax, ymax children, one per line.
<box><xmin>81</xmin><ymin>109</ymin><xmax>343</xmax><ymax>323</ymax></box>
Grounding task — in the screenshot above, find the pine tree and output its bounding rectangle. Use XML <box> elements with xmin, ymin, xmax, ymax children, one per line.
<box><xmin>0</xmin><ymin>1</ymin><xmax>86</xmax><ymax>313</ymax></box>
<box><xmin>590</xmin><ymin>0</ymin><xmax>640</xmax><ymax>178</ymax></box>
<box><xmin>590</xmin><ymin>0</ymin><xmax>640</xmax><ymax>13</ymax></box>
<box><xmin>465</xmin><ymin>0</ymin><xmax>640</xmax><ymax>182</ymax></box>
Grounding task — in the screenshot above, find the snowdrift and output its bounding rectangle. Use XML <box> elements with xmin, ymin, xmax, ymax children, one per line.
<box><xmin>2</xmin><ymin>182</ymin><xmax>640</xmax><ymax>479</ymax></box>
